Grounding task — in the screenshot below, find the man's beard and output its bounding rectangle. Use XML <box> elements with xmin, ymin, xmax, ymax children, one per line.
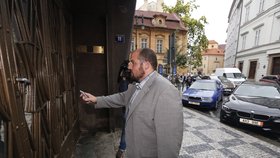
<box><xmin>130</xmin><ymin>66</ymin><xmax>145</xmax><ymax>82</ymax></box>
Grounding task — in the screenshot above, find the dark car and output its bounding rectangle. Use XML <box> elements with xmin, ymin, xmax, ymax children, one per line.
<box><xmin>220</xmin><ymin>81</ymin><xmax>280</xmax><ymax>134</ymax></box>
<box><xmin>210</xmin><ymin>76</ymin><xmax>235</xmax><ymax>95</ymax></box>
<box><xmin>182</xmin><ymin>79</ymin><xmax>223</xmax><ymax>110</ymax></box>
<box><xmin>261</xmin><ymin>75</ymin><xmax>280</xmax><ymax>81</ymax></box>
<box><xmin>259</xmin><ymin>75</ymin><xmax>280</xmax><ymax>86</ymax></box>
<box><xmin>218</xmin><ymin>76</ymin><xmax>235</xmax><ymax>95</ymax></box>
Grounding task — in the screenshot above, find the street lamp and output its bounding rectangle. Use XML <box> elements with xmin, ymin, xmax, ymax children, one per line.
<box><xmin>169</xmin><ymin>31</ymin><xmax>176</xmax><ymax>76</ymax></box>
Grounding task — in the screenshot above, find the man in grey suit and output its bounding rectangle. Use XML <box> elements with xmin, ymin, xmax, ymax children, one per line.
<box><xmin>81</xmin><ymin>48</ymin><xmax>183</xmax><ymax>158</ymax></box>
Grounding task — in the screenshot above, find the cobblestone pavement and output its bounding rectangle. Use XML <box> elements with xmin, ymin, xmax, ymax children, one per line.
<box><xmin>179</xmin><ymin>108</ymin><xmax>280</xmax><ymax>158</ymax></box>
<box><xmin>74</xmin><ymin>107</ymin><xmax>280</xmax><ymax>158</ymax></box>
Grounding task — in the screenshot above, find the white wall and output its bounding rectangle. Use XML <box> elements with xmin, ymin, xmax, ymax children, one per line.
<box><xmin>236</xmin><ymin>52</ymin><xmax>268</xmax><ymax>80</ymax></box>
<box><xmin>233</xmin><ymin>0</ymin><xmax>280</xmax><ymax>81</ymax></box>
<box><xmin>225</xmin><ymin>0</ymin><xmax>242</xmax><ymax>67</ymax></box>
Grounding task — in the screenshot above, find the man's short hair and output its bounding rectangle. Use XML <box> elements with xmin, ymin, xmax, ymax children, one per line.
<box><xmin>138</xmin><ymin>48</ymin><xmax>158</xmax><ymax>70</ymax></box>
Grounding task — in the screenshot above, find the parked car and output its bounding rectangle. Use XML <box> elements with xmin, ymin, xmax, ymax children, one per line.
<box><xmin>218</xmin><ymin>76</ymin><xmax>235</xmax><ymax>95</ymax></box>
<box><xmin>182</xmin><ymin>79</ymin><xmax>223</xmax><ymax>110</ymax></box>
<box><xmin>215</xmin><ymin>68</ymin><xmax>246</xmax><ymax>86</ymax></box>
<box><xmin>261</xmin><ymin>75</ymin><xmax>280</xmax><ymax>81</ymax></box>
<box><xmin>259</xmin><ymin>78</ymin><xmax>280</xmax><ymax>86</ymax></box>
<box><xmin>220</xmin><ymin>81</ymin><xmax>280</xmax><ymax>134</ymax></box>
<box><xmin>259</xmin><ymin>75</ymin><xmax>280</xmax><ymax>86</ymax></box>
<box><xmin>210</xmin><ymin>75</ymin><xmax>235</xmax><ymax>95</ymax></box>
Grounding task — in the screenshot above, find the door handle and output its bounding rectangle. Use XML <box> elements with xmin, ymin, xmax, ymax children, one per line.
<box><xmin>16</xmin><ymin>77</ymin><xmax>30</xmax><ymax>85</ymax></box>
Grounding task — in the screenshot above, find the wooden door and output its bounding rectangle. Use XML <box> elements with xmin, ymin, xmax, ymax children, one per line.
<box><xmin>248</xmin><ymin>61</ymin><xmax>257</xmax><ymax>79</ymax></box>
<box><xmin>272</xmin><ymin>57</ymin><xmax>280</xmax><ymax>75</ymax></box>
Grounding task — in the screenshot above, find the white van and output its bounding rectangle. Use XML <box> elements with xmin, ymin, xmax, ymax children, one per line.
<box><xmin>215</xmin><ymin>68</ymin><xmax>246</xmax><ymax>86</ymax></box>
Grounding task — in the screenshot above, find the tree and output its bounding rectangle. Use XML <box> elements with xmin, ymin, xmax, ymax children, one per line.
<box><xmin>163</xmin><ymin>0</ymin><xmax>208</xmax><ymax>70</ymax></box>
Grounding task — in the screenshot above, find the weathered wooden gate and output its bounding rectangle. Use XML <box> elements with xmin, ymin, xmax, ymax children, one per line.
<box><xmin>0</xmin><ymin>0</ymin><xmax>136</xmax><ymax>157</ymax></box>
<box><xmin>0</xmin><ymin>0</ymin><xmax>79</xmax><ymax>157</ymax></box>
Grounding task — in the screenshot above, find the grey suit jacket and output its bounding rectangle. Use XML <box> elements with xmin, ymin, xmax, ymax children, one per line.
<box><xmin>95</xmin><ymin>72</ymin><xmax>183</xmax><ymax>158</ymax></box>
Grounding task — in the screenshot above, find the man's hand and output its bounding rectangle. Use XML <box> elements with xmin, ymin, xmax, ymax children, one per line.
<box><xmin>80</xmin><ymin>91</ymin><xmax>97</xmax><ymax>104</ymax></box>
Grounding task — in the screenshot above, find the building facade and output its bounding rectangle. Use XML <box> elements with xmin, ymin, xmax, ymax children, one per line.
<box><xmin>132</xmin><ymin>10</ymin><xmax>188</xmax><ymax>74</ymax></box>
<box><xmin>139</xmin><ymin>0</ymin><xmax>164</xmax><ymax>12</ymax></box>
<box><xmin>225</xmin><ymin>0</ymin><xmax>243</xmax><ymax>68</ymax></box>
<box><xmin>200</xmin><ymin>40</ymin><xmax>225</xmax><ymax>75</ymax></box>
<box><xmin>226</xmin><ymin>0</ymin><xmax>280</xmax><ymax>81</ymax></box>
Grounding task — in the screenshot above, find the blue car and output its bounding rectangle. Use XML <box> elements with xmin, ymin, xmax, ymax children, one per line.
<box><xmin>182</xmin><ymin>79</ymin><xmax>223</xmax><ymax>109</ymax></box>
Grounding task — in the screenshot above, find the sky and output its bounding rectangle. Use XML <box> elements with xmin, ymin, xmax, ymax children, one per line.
<box><xmin>136</xmin><ymin>0</ymin><xmax>233</xmax><ymax>44</ymax></box>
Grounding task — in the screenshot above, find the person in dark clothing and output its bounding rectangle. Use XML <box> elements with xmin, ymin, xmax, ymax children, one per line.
<box><xmin>186</xmin><ymin>74</ymin><xmax>193</xmax><ymax>88</ymax></box>
<box><xmin>118</xmin><ymin>60</ymin><xmax>131</xmax><ymax>92</ymax></box>
<box><xmin>116</xmin><ymin>60</ymin><xmax>131</xmax><ymax>158</ymax></box>
<box><xmin>181</xmin><ymin>74</ymin><xmax>186</xmax><ymax>91</ymax></box>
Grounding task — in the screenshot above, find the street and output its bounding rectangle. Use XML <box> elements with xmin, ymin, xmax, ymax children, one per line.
<box><xmin>183</xmin><ymin>95</ymin><xmax>280</xmax><ymax>147</ymax></box>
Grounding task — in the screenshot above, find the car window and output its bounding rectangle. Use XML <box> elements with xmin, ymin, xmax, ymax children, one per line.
<box><xmin>218</xmin><ymin>76</ymin><xmax>225</xmax><ymax>80</ymax></box>
<box><xmin>234</xmin><ymin>73</ymin><xmax>242</xmax><ymax>78</ymax></box>
<box><xmin>234</xmin><ymin>84</ymin><xmax>280</xmax><ymax>98</ymax></box>
<box><xmin>224</xmin><ymin>73</ymin><xmax>242</xmax><ymax>78</ymax></box>
<box><xmin>224</xmin><ymin>73</ymin><xmax>234</xmax><ymax>78</ymax></box>
<box><xmin>190</xmin><ymin>81</ymin><xmax>217</xmax><ymax>90</ymax></box>
<box><xmin>218</xmin><ymin>76</ymin><xmax>231</xmax><ymax>83</ymax></box>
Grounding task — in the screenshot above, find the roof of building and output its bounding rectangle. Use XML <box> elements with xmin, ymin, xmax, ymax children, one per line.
<box><xmin>202</xmin><ymin>48</ymin><xmax>225</xmax><ymax>56</ymax></box>
<box><xmin>134</xmin><ymin>10</ymin><xmax>187</xmax><ymax>31</ymax></box>
<box><xmin>218</xmin><ymin>44</ymin><xmax>226</xmax><ymax>50</ymax></box>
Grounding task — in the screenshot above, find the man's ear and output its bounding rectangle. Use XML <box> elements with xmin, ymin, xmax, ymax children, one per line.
<box><xmin>144</xmin><ymin>62</ymin><xmax>149</xmax><ymax>70</ymax></box>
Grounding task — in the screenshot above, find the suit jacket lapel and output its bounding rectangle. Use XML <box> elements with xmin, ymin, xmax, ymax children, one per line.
<box><xmin>126</xmin><ymin>72</ymin><xmax>158</xmax><ymax>122</ymax></box>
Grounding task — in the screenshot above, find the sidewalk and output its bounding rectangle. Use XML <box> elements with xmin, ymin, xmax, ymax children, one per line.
<box><xmin>180</xmin><ymin>108</ymin><xmax>280</xmax><ymax>157</ymax></box>
<box><xmin>74</xmin><ymin>129</ymin><xmax>121</xmax><ymax>158</ymax></box>
<box><xmin>74</xmin><ymin>108</ymin><xmax>280</xmax><ymax>158</ymax></box>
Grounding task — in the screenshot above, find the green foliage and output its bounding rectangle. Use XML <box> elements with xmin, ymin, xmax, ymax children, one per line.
<box><xmin>176</xmin><ymin>53</ymin><xmax>187</xmax><ymax>69</ymax></box>
<box><xmin>163</xmin><ymin>0</ymin><xmax>208</xmax><ymax>70</ymax></box>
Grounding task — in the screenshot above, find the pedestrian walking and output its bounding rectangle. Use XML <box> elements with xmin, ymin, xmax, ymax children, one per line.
<box><xmin>186</xmin><ymin>74</ymin><xmax>193</xmax><ymax>88</ymax></box>
<box><xmin>181</xmin><ymin>74</ymin><xmax>186</xmax><ymax>91</ymax></box>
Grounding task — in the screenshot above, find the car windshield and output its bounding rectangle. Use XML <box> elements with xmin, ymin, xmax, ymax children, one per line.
<box><xmin>218</xmin><ymin>76</ymin><xmax>231</xmax><ymax>83</ymax></box>
<box><xmin>224</xmin><ymin>73</ymin><xmax>242</xmax><ymax>78</ymax></box>
<box><xmin>234</xmin><ymin>84</ymin><xmax>280</xmax><ymax>98</ymax></box>
<box><xmin>190</xmin><ymin>81</ymin><xmax>217</xmax><ymax>91</ymax></box>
